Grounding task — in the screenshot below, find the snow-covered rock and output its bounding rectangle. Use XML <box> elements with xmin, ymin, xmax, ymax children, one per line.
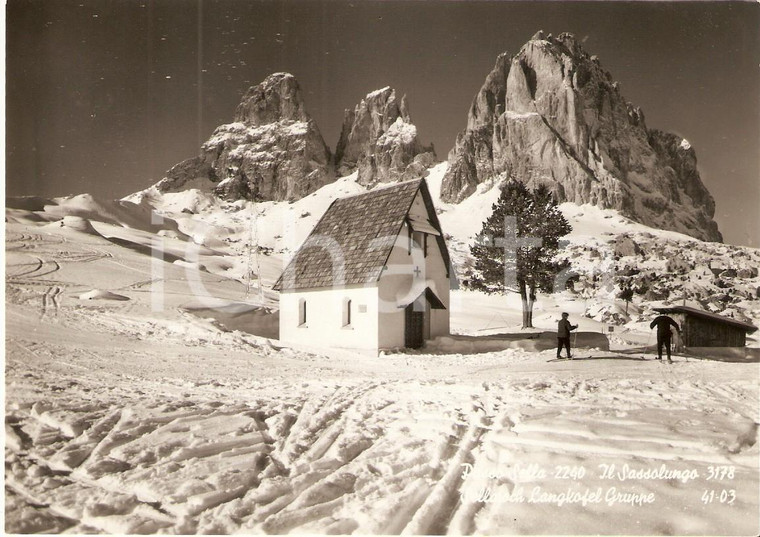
<box><xmin>613</xmin><ymin>235</ymin><xmax>642</xmax><ymax>257</ymax></box>
<box><xmin>154</xmin><ymin>73</ymin><xmax>334</xmax><ymax>202</ymax></box>
<box><xmin>554</xmin><ymin>207</ymin><xmax>760</xmax><ymax>327</ymax></box>
<box><xmin>334</xmin><ymin>87</ymin><xmax>436</xmax><ymax>185</ymax></box>
<box><xmin>79</xmin><ymin>289</ymin><xmax>130</xmax><ymax>301</ymax></box>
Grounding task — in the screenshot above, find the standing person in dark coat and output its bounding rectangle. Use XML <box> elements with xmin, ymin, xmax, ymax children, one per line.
<box><xmin>557</xmin><ymin>312</ymin><xmax>578</xmax><ymax>359</ymax></box>
<box><xmin>650</xmin><ymin>314</ymin><xmax>681</xmax><ymax>362</ymax></box>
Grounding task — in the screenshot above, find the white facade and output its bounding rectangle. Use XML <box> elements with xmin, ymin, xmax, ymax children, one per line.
<box><xmin>377</xmin><ymin>190</ymin><xmax>450</xmax><ymax>349</ymax></box>
<box><xmin>279</xmin><ymin>284</ymin><xmax>380</xmax><ymax>352</ymax></box>
<box><xmin>278</xmin><ymin>185</ymin><xmax>451</xmax><ymax>354</ymax></box>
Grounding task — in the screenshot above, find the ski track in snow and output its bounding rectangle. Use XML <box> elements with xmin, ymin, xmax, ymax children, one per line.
<box><xmin>6</xmin><ymin>337</ymin><xmax>759</xmax><ymax>534</ymax></box>
<box><xmin>5</xmin><ymin>218</ymin><xmax>760</xmax><ymax>534</ymax></box>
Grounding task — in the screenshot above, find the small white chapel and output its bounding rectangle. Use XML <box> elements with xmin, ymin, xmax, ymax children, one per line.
<box><xmin>273</xmin><ymin>178</ymin><xmax>451</xmax><ymax>354</ymax></box>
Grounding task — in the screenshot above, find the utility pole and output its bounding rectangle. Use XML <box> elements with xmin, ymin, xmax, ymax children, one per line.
<box><xmin>253</xmin><ymin>204</ymin><xmax>264</xmax><ymax>302</ymax></box>
<box><xmin>244</xmin><ymin>201</ymin><xmax>264</xmax><ymax>302</ymax></box>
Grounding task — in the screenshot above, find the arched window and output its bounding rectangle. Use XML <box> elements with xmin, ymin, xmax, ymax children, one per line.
<box><xmin>298</xmin><ymin>298</ymin><xmax>307</xmax><ymax>326</ymax></box>
<box><xmin>342</xmin><ymin>298</ymin><xmax>352</xmax><ymax>327</ymax></box>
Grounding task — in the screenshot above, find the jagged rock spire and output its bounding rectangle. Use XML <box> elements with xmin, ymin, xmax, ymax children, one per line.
<box><xmin>335</xmin><ymin>87</ymin><xmax>435</xmax><ymax>185</ymax></box>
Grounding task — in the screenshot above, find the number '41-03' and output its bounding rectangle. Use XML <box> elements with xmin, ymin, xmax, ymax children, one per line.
<box><xmin>701</xmin><ymin>489</ymin><xmax>736</xmax><ymax>504</ymax></box>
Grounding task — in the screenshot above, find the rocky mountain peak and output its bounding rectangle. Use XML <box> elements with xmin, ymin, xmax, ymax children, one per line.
<box><xmin>441</xmin><ymin>32</ymin><xmax>722</xmax><ymax>242</ymax></box>
<box><xmin>335</xmin><ymin>87</ymin><xmax>435</xmax><ymax>185</ymax></box>
<box><xmin>155</xmin><ymin>72</ymin><xmax>333</xmax><ymax>202</ymax></box>
<box><xmin>233</xmin><ymin>72</ymin><xmax>309</xmax><ymax>126</ymax></box>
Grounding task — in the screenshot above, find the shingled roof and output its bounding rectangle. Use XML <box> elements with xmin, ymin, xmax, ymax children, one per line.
<box><xmin>274</xmin><ymin>178</ymin><xmax>449</xmax><ymax>291</ymax></box>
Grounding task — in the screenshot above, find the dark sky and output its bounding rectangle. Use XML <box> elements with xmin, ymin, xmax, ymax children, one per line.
<box><xmin>6</xmin><ymin>0</ymin><xmax>759</xmax><ymax>247</ymax></box>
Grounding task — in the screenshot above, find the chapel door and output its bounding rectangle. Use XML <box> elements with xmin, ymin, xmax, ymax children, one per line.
<box><xmin>405</xmin><ymin>304</ymin><xmax>424</xmax><ymax>349</ymax></box>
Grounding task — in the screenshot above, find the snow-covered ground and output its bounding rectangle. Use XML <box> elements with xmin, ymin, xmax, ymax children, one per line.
<box><xmin>5</xmin><ymin>169</ymin><xmax>760</xmax><ymax>534</ymax></box>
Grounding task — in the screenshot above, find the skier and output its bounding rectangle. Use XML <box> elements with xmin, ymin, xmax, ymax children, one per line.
<box><xmin>649</xmin><ymin>314</ymin><xmax>681</xmax><ymax>362</ymax></box>
<box><xmin>557</xmin><ymin>312</ymin><xmax>578</xmax><ymax>359</ymax></box>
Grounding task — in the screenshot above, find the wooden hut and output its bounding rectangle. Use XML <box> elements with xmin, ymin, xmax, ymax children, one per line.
<box><xmin>654</xmin><ymin>306</ymin><xmax>757</xmax><ymax>347</ymax></box>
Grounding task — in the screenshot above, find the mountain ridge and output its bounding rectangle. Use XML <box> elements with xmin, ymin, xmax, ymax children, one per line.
<box><xmin>148</xmin><ymin>32</ymin><xmax>721</xmax><ymax>243</ymax></box>
<box><xmin>152</xmin><ymin>74</ymin><xmax>434</xmax><ymax>201</ymax></box>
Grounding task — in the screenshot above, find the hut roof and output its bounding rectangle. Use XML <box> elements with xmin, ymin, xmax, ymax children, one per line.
<box><xmin>274</xmin><ymin>178</ymin><xmax>449</xmax><ymax>291</ymax></box>
<box><xmin>654</xmin><ymin>306</ymin><xmax>757</xmax><ymax>333</ymax></box>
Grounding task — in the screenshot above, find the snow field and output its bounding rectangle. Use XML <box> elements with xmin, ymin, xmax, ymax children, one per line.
<box><xmin>5</xmin><ymin>163</ymin><xmax>760</xmax><ymax>533</ymax></box>
<box><xmin>6</xmin><ymin>344</ymin><xmax>759</xmax><ymax>534</ymax></box>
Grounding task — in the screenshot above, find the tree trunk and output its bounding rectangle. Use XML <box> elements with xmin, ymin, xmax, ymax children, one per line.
<box><xmin>527</xmin><ymin>284</ymin><xmax>536</xmax><ymax>328</ymax></box>
<box><xmin>519</xmin><ymin>281</ymin><xmax>534</xmax><ymax>328</ymax></box>
<box><xmin>522</xmin><ymin>306</ymin><xmax>531</xmax><ymax>328</ymax></box>
<box><xmin>625</xmin><ymin>300</ymin><xmax>629</xmax><ymax>316</ymax></box>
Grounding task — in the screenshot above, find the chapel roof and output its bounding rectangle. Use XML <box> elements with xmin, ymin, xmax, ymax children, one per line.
<box><xmin>274</xmin><ymin>178</ymin><xmax>449</xmax><ymax>291</ymax></box>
